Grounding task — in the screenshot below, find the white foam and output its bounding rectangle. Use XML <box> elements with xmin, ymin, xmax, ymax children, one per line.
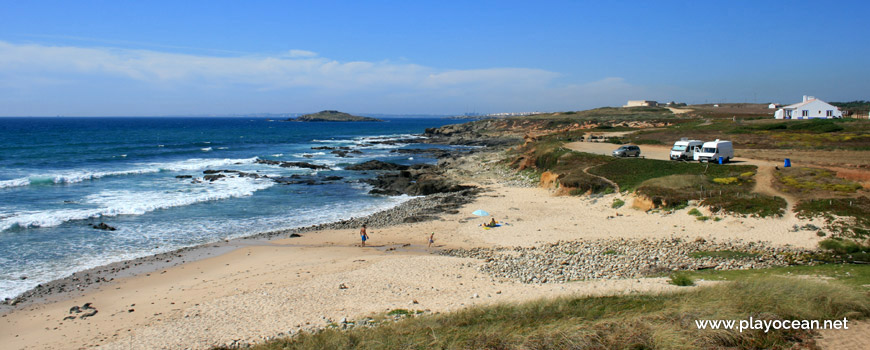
<box><xmin>0</xmin><ymin>176</ymin><xmax>273</xmax><ymax>231</ymax></box>
<box><xmin>0</xmin><ymin>157</ymin><xmax>260</xmax><ymax>189</ymax></box>
<box><xmin>0</xmin><ymin>177</ymin><xmax>31</xmax><ymax>189</ymax></box>
<box><xmin>271</xmin><ymin>153</ymin><xmax>284</xmax><ymax>157</ymax></box>
<box><xmin>201</xmin><ymin>147</ymin><xmax>213</xmax><ymax>152</ymax></box>
<box><xmin>292</xmin><ymin>152</ymin><xmax>325</xmax><ymax>158</ymax></box>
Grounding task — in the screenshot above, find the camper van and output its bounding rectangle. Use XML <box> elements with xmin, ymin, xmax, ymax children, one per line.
<box><xmin>669</xmin><ymin>139</ymin><xmax>704</xmax><ymax>160</ymax></box>
<box><xmin>693</xmin><ymin>140</ymin><xmax>734</xmax><ymax>163</ymax></box>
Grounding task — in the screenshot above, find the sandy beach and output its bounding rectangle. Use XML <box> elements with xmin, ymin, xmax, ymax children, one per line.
<box><xmin>0</xmin><ymin>151</ymin><xmax>833</xmax><ymax>349</ymax></box>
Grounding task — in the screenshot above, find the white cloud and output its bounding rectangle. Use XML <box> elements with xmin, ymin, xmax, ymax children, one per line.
<box><xmin>0</xmin><ymin>40</ymin><xmax>649</xmax><ymax>114</ymax></box>
<box><xmin>284</xmin><ymin>49</ymin><xmax>318</xmax><ymax>58</ymax></box>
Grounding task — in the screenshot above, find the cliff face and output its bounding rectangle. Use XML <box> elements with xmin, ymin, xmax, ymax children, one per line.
<box><xmin>289</xmin><ymin>110</ymin><xmax>383</xmax><ymax>122</ymax></box>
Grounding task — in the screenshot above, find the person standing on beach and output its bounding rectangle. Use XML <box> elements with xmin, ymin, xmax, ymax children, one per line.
<box><xmin>427</xmin><ymin>232</ymin><xmax>435</xmax><ymax>249</ymax></box>
<box><xmin>360</xmin><ymin>224</ymin><xmax>369</xmax><ymax>247</ymax></box>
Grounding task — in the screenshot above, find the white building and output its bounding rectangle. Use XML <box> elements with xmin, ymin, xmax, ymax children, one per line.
<box><xmin>624</xmin><ymin>100</ymin><xmax>658</xmax><ymax>107</ymax></box>
<box><xmin>774</xmin><ymin>96</ymin><xmax>842</xmax><ymax>119</ymax></box>
<box><xmin>768</xmin><ymin>103</ymin><xmax>781</xmax><ymax>109</ymax></box>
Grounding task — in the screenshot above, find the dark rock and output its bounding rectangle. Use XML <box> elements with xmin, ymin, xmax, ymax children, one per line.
<box><xmin>79</xmin><ymin>310</ymin><xmax>97</xmax><ymax>319</ymax></box>
<box><xmin>289</xmin><ymin>233</ymin><xmax>302</xmax><ymax>238</ymax></box>
<box><xmin>322</xmin><ymin>176</ymin><xmax>344</xmax><ymax>181</ymax></box>
<box><xmin>256</xmin><ymin>159</ymin><xmax>330</xmax><ymax>170</ymax></box>
<box><xmin>175</xmin><ymin>175</ymin><xmax>193</xmax><ymax>179</ymax></box>
<box><xmin>92</xmin><ymin>222</ymin><xmax>116</xmax><ymax>231</ymax></box>
<box><xmin>203</xmin><ymin>174</ymin><xmax>225</xmax><ymax>182</ymax></box>
<box><xmin>345</xmin><ymin>160</ymin><xmax>409</xmax><ymax>171</ymax></box>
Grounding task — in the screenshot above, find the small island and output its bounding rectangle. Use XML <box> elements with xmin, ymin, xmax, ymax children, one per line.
<box><xmin>287</xmin><ymin>110</ymin><xmax>383</xmax><ymax>122</ymax></box>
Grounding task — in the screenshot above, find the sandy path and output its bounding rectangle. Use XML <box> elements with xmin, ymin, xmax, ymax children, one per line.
<box><xmin>667</xmin><ymin>107</ymin><xmax>694</xmax><ymax>114</ymax></box>
<box><xmin>816</xmin><ymin>321</ymin><xmax>870</xmax><ymax>350</ymax></box>
<box><xmin>0</xmin><ymin>172</ymin><xmax>825</xmax><ymax>349</ymax></box>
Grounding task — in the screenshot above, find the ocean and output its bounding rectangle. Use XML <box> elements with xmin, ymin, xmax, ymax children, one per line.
<box><xmin>0</xmin><ymin>116</ymin><xmax>458</xmax><ymax>299</ymax></box>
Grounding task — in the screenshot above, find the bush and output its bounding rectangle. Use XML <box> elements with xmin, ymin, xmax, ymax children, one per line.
<box><xmin>818</xmin><ymin>238</ymin><xmax>866</xmax><ymax>255</ymax></box>
<box><xmin>611</xmin><ymin>199</ymin><xmax>625</xmax><ymax>209</ymax></box>
<box><xmin>687</xmin><ymin>208</ymin><xmax>702</xmax><ymax>216</ymax></box>
<box><xmin>702</xmin><ymin>194</ymin><xmax>786</xmax><ymax>218</ymax></box>
<box><xmin>669</xmin><ymin>274</ymin><xmax>695</xmax><ymax>286</ymax></box>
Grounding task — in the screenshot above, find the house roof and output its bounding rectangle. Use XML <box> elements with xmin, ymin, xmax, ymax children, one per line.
<box><xmin>782</xmin><ymin>99</ymin><xmax>815</xmax><ymax>109</ymax></box>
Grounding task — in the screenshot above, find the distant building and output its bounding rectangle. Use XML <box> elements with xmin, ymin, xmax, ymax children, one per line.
<box><xmin>774</xmin><ymin>96</ymin><xmax>842</xmax><ymax>119</ymax></box>
<box><xmin>768</xmin><ymin>103</ymin><xmax>781</xmax><ymax>109</ymax></box>
<box><xmin>624</xmin><ymin>100</ymin><xmax>658</xmax><ymax>107</ymax></box>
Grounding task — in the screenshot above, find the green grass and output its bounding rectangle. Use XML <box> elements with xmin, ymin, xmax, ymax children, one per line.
<box><xmin>689</xmin><ymin>250</ymin><xmax>760</xmax><ymax>259</ymax></box>
<box><xmin>231</xmin><ymin>269</ymin><xmax>870</xmax><ymax>350</ymax></box>
<box><xmin>611</xmin><ymin>198</ymin><xmax>625</xmax><ymax>209</ymax></box>
<box><xmin>687</xmin><ymin>208</ymin><xmax>702</xmax><ymax>216</ymax></box>
<box><xmin>587</xmin><ymin>158</ymin><xmax>755</xmax><ymax>192</ymax></box>
<box><xmin>602</xmin><ymin>249</ymin><xmax>618</xmax><ymax>255</ymax></box>
<box><xmin>702</xmin><ymin>193</ymin><xmax>787</xmax><ymax>218</ymax></box>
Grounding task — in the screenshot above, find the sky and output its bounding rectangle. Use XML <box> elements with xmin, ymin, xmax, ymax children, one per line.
<box><xmin>1</xmin><ymin>0</ymin><xmax>868</xmax><ymax>116</ymax></box>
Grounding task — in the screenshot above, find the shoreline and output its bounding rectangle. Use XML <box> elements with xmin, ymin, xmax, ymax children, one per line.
<box><xmin>0</xmin><ymin>186</ymin><xmax>480</xmax><ymax>313</ymax></box>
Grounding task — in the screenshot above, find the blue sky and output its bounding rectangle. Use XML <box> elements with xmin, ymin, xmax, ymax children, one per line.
<box><xmin>1</xmin><ymin>0</ymin><xmax>868</xmax><ymax>116</ymax></box>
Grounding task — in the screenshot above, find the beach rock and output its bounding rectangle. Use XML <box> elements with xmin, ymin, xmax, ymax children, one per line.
<box><xmin>345</xmin><ymin>160</ymin><xmax>409</xmax><ymax>171</ymax></box>
<box><xmin>203</xmin><ymin>174</ymin><xmax>225</xmax><ymax>182</ymax></box>
<box><xmin>255</xmin><ymin>159</ymin><xmax>330</xmax><ymax>170</ymax></box>
<box><xmin>91</xmin><ymin>222</ymin><xmax>116</xmax><ymax>231</ymax></box>
<box><xmin>175</xmin><ymin>175</ymin><xmax>193</xmax><ymax>179</ymax></box>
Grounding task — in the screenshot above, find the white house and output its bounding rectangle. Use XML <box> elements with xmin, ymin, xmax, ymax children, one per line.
<box><xmin>774</xmin><ymin>96</ymin><xmax>842</xmax><ymax>119</ymax></box>
<box><xmin>768</xmin><ymin>103</ymin><xmax>781</xmax><ymax>109</ymax></box>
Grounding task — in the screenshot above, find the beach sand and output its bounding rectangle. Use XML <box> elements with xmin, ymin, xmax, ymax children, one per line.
<box><xmin>0</xmin><ymin>159</ymin><xmax>828</xmax><ymax>349</ymax></box>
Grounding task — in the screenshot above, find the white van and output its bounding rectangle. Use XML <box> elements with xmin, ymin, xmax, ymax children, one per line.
<box><xmin>693</xmin><ymin>140</ymin><xmax>734</xmax><ymax>163</ymax></box>
<box><xmin>669</xmin><ymin>139</ymin><xmax>704</xmax><ymax>160</ymax></box>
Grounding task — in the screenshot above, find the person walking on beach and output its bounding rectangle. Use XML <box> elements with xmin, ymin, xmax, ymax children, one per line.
<box><xmin>360</xmin><ymin>224</ymin><xmax>369</xmax><ymax>247</ymax></box>
<box><xmin>427</xmin><ymin>232</ymin><xmax>435</xmax><ymax>249</ymax></box>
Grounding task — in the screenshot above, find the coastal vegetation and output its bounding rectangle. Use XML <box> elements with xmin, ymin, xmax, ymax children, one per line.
<box><xmin>774</xmin><ymin>167</ymin><xmax>864</xmax><ymax>196</ymax></box>
<box><xmin>230</xmin><ymin>267</ymin><xmax>870</xmax><ymax>350</ymax></box>
<box><xmin>796</xmin><ymin>196</ymin><xmax>870</xmax><ymax>239</ymax></box>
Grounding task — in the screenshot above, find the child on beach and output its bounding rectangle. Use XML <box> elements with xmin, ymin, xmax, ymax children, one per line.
<box><xmin>427</xmin><ymin>232</ymin><xmax>435</xmax><ymax>249</ymax></box>
<box><xmin>360</xmin><ymin>224</ymin><xmax>369</xmax><ymax>247</ymax></box>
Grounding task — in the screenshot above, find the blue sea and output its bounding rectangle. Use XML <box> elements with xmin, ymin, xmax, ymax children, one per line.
<box><xmin>0</xmin><ymin>116</ymin><xmax>457</xmax><ymax>299</ymax></box>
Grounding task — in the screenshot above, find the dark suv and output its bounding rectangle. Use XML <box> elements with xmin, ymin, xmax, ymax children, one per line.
<box><xmin>612</xmin><ymin>145</ymin><xmax>641</xmax><ymax>157</ymax></box>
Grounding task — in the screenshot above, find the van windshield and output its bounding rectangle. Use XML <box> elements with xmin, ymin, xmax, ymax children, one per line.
<box><xmin>703</xmin><ymin>147</ymin><xmax>717</xmax><ymax>153</ymax></box>
<box><xmin>672</xmin><ymin>145</ymin><xmax>686</xmax><ymax>151</ymax></box>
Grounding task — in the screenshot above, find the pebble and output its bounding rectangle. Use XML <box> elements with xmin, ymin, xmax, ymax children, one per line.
<box><xmin>442</xmin><ymin>237</ymin><xmax>814</xmax><ymax>283</ymax></box>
